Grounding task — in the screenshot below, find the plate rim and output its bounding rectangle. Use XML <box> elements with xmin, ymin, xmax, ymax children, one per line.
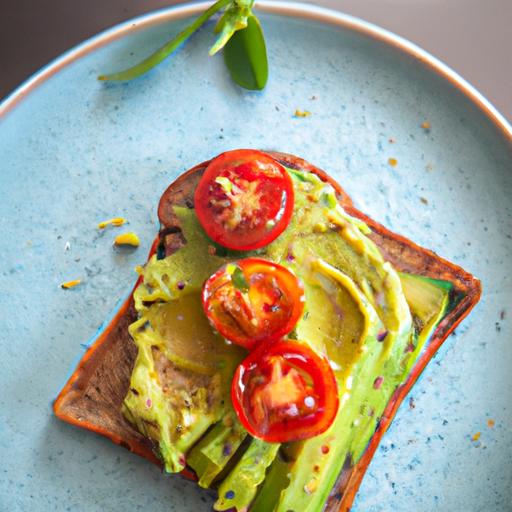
<box><xmin>0</xmin><ymin>0</ymin><xmax>511</xmax><ymax>144</ymax></box>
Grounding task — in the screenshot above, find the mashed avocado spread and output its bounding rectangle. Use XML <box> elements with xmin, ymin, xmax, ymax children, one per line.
<box><xmin>123</xmin><ymin>168</ymin><xmax>452</xmax><ymax>512</ymax></box>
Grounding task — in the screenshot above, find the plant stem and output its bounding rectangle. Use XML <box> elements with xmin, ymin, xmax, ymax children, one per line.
<box><xmin>99</xmin><ymin>0</ymin><xmax>231</xmax><ymax>81</ymax></box>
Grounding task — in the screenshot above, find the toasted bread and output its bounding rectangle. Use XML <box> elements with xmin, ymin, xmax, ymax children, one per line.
<box><xmin>54</xmin><ymin>151</ymin><xmax>481</xmax><ymax>511</ymax></box>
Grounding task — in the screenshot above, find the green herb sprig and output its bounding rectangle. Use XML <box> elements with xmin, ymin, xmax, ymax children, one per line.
<box><xmin>99</xmin><ymin>0</ymin><xmax>268</xmax><ymax>90</ymax></box>
<box><xmin>231</xmin><ymin>266</ymin><xmax>250</xmax><ymax>292</ymax></box>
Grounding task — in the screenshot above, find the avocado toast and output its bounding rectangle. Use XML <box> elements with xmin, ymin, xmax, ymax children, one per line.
<box><xmin>54</xmin><ymin>150</ymin><xmax>481</xmax><ymax>511</ymax></box>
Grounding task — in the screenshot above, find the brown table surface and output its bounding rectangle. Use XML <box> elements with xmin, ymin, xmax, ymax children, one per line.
<box><xmin>1</xmin><ymin>0</ymin><xmax>510</xmax><ymax>121</ymax></box>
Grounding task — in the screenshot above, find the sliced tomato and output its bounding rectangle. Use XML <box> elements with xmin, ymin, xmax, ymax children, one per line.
<box><xmin>232</xmin><ymin>340</ymin><xmax>339</xmax><ymax>442</ymax></box>
<box><xmin>194</xmin><ymin>149</ymin><xmax>294</xmax><ymax>251</ymax></box>
<box><xmin>202</xmin><ymin>258</ymin><xmax>305</xmax><ymax>349</ymax></box>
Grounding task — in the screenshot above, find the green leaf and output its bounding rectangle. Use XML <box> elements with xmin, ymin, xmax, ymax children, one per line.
<box><xmin>223</xmin><ymin>15</ymin><xmax>268</xmax><ymax>90</ymax></box>
<box><xmin>231</xmin><ymin>266</ymin><xmax>249</xmax><ymax>292</ymax></box>
<box><xmin>98</xmin><ymin>0</ymin><xmax>230</xmax><ymax>81</ymax></box>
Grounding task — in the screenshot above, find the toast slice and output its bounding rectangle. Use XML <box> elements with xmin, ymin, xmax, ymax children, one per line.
<box><xmin>54</xmin><ymin>151</ymin><xmax>481</xmax><ymax>511</ymax></box>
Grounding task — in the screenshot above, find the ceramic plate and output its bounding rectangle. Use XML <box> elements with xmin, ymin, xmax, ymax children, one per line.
<box><xmin>1</xmin><ymin>2</ymin><xmax>511</xmax><ymax>511</ymax></box>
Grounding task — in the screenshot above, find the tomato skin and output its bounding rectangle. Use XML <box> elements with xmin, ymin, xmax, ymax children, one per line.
<box><xmin>231</xmin><ymin>340</ymin><xmax>339</xmax><ymax>443</ymax></box>
<box><xmin>194</xmin><ymin>149</ymin><xmax>294</xmax><ymax>251</ymax></box>
<box><xmin>202</xmin><ymin>258</ymin><xmax>305</xmax><ymax>350</ymax></box>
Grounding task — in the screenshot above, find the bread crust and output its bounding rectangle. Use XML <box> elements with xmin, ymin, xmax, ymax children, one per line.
<box><xmin>54</xmin><ymin>152</ymin><xmax>481</xmax><ymax>511</ymax></box>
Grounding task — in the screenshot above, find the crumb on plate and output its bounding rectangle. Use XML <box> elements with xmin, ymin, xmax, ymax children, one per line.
<box><xmin>114</xmin><ymin>232</ymin><xmax>140</xmax><ymax>247</ymax></box>
<box><xmin>294</xmin><ymin>109</ymin><xmax>311</xmax><ymax>118</ymax></box>
<box><xmin>98</xmin><ymin>217</ymin><xmax>127</xmax><ymax>229</ymax></box>
<box><xmin>61</xmin><ymin>279</ymin><xmax>81</xmax><ymax>289</ymax></box>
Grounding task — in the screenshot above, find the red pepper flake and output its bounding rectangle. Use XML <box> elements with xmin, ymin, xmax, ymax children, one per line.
<box><xmin>421</xmin><ymin>120</ymin><xmax>431</xmax><ymax>131</ymax></box>
<box><xmin>146</xmin><ymin>398</ymin><xmax>152</xmax><ymax>408</ymax></box>
<box><xmin>388</xmin><ymin>158</ymin><xmax>397</xmax><ymax>167</ymax></box>
<box><xmin>471</xmin><ymin>431</ymin><xmax>481</xmax><ymax>442</ymax></box>
<box><xmin>313</xmin><ymin>465</ymin><xmax>320</xmax><ymax>473</ymax></box>
<box><xmin>207</xmin><ymin>245</ymin><xmax>217</xmax><ymax>256</ymax></box>
<box><xmin>405</xmin><ymin>342</ymin><xmax>415</xmax><ymax>353</ymax></box>
<box><xmin>179</xmin><ymin>455</ymin><xmax>187</xmax><ymax>467</ymax></box>
<box><xmin>487</xmin><ymin>419</ymin><xmax>495</xmax><ymax>428</ymax></box>
<box><xmin>373</xmin><ymin>376</ymin><xmax>384</xmax><ymax>390</ymax></box>
<box><xmin>321</xmin><ymin>445</ymin><xmax>330</xmax><ymax>455</ymax></box>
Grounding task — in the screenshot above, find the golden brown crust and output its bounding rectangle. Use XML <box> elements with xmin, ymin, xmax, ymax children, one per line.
<box><xmin>53</xmin><ymin>151</ymin><xmax>481</xmax><ymax>511</ymax></box>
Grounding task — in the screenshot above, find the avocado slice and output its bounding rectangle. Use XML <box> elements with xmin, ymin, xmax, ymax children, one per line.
<box><xmin>250</xmin><ymin>453</ymin><xmax>291</xmax><ymax>512</ymax></box>
<box><xmin>398</xmin><ymin>273</ymin><xmax>453</xmax><ymax>373</ymax></box>
<box><xmin>187</xmin><ymin>412</ymin><xmax>247</xmax><ymax>488</ymax></box>
<box><xmin>399</xmin><ymin>273</ymin><xmax>453</xmax><ymax>328</ymax></box>
<box><xmin>214</xmin><ymin>437</ymin><xmax>280</xmax><ymax>511</ymax></box>
<box><xmin>123</xmin><ymin>313</ymin><xmax>224</xmax><ymax>472</ymax></box>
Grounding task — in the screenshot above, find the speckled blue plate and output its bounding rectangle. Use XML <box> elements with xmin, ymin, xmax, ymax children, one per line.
<box><xmin>1</xmin><ymin>2</ymin><xmax>511</xmax><ymax>511</ymax></box>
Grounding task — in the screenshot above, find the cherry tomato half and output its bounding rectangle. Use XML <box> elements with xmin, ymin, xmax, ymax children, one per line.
<box><xmin>202</xmin><ymin>258</ymin><xmax>305</xmax><ymax>350</ymax></box>
<box><xmin>194</xmin><ymin>149</ymin><xmax>294</xmax><ymax>251</ymax></box>
<box><xmin>232</xmin><ymin>339</ymin><xmax>339</xmax><ymax>443</ymax></box>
